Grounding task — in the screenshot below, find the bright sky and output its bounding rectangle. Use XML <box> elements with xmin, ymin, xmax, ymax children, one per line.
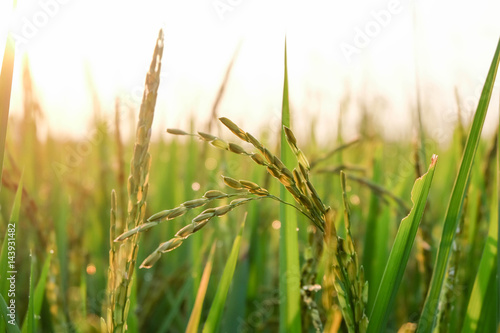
<box><xmin>0</xmin><ymin>0</ymin><xmax>499</xmax><ymax>143</ymax></box>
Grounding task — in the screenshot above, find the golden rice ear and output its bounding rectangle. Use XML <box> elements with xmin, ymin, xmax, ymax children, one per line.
<box><xmin>283</xmin><ymin>126</ymin><xmax>297</xmax><ymax>147</ymax></box>
<box><xmin>222</xmin><ymin>176</ymin><xmax>243</xmax><ymax>189</ymax></box>
<box><xmin>219</xmin><ymin>117</ymin><xmax>248</xmax><ymax>141</ymax></box>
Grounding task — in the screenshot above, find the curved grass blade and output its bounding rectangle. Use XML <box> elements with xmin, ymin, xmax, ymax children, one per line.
<box><xmin>279</xmin><ymin>39</ymin><xmax>302</xmax><ymax>333</ymax></box>
<box><xmin>417</xmin><ymin>38</ymin><xmax>500</xmax><ymax>332</ymax></box>
<box><xmin>157</xmin><ymin>279</ymin><xmax>192</xmax><ymax>333</ymax></box>
<box><xmin>21</xmin><ymin>253</ymin><xmax>35</xmax><ymax>333</ymax></box>
<box><xmin>497</xmin><ymin>92</ymin><xmax>500</xmax><ymax>333</ymax></box>
<box><xmin>367</xmin><ymin>155</ymin><xmax>438</xmax><ymax>333</ymax></box>
<box><xmin>33</xmin><ymin>254</ymin><xmax>51</xmax><ymax>325</ymax></box>
<box><xmin>461</xmin><ymin>169</ymin><xmax>498</xmax><ymax>332</ymax></box>
<box><xmin>186</xmin><ymin>243</ymin><xmax>216</xmax><ymax>333</ymax></box>
<box><xmin>202</xmin><ymin>215</ymin><xmax>246</xmax><ymax>333</ymax></box>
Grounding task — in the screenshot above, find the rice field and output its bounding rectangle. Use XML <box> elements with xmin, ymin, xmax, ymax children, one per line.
<box><xmin>1</xmin><ymin>23</ymin><xmax>500</xmax><ymax>333</ymax></box>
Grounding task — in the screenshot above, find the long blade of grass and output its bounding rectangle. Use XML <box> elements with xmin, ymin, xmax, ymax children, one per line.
<box><xmin>0</xmin><ymin>32</ymin><xmax>16</xmax><ymax>193</ymax></box>
<box><xmin>21</xmin><ymin>253</ymin><xmax>35</xmax><ymax>333</ymax></box>
<box><xmin>417</xmin><ymin>38</ymin><xmax>500</xmax><ymax>332</ymax></box>
<box><xmin>157</xmin><ymin>279</ymin><xmax>192</xmax><ymax>333</ymax></box>
<box><xmin>363</xmin><ymin>150</ymin><xmax>386</xmax><ymax>313</ymax></box>
<box><xmin>186</xmin><ymin>243</ymin><xmax>216</xmax><ymax>333</ymax></box>
<box><xmin>202</xmin><ymin>215</ymin><xmax>246</xmax><ymax>333</ymax></box>
<box><xmin>367</xmin><ymin>155</ymin><xmax>438</xmax><ymax>333</ymax></box>
<box><xmin>461</xmin><ymin>167</ymin><xmax>498</xmax><ymax>332</ymax></box>
<box><xmin>497</xmin><ymin>94</ymin><xmax>500</xmax><ymax>333</ymax></box>
<box><xmin>279</xmin><ymin>39</ymin><xmax>302</xmax><ymax>333</ymax></box>
<box><xmin>33</xmin><ymin>254</ymin><xmax>51</xmax><ymax>323</ymax></box>
<box><xmin>0</xmin><ymin>294</ymin><xmax>20</xmax><ymax>333</ymax></box>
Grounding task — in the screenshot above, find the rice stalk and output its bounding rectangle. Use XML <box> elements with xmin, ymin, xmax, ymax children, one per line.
<box><xmin>105</xmin><ymin>29</ymin><xmax>164</xmax><ymax>333</ymax></box>
<box><xmin>333</xmin><ymin>171</ymin><xmax>368</xmax><ymax>333</ymax></box>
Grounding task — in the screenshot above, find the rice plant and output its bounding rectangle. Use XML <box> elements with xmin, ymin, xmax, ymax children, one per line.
<box><xmin>0</xmin><ymin>19</ymin><xmax>499</xmax><ymax>333</ymax></box>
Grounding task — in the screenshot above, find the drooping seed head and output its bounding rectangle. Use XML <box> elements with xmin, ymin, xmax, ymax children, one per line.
<box><xmin>167</xmin><ymin>128</ymin><xmax>190</xmax><ymax>136</ymax></box>
<box><xmin>283</xmin><ymin>126</ymin><xmax>297</xmax><ymax>147</ymax></box>
<box><xmin>203</xmin><ymin>190</ymin><xmax>227</xmax><ymax>199</ymax></box>
<box><xmin>228</xmin><ymin>143</ymin><xmax>247</xmax><ymax>155</ymax></box>
<box><xmin>219</xmin><ymin>117</ymin><xmax>248</xmax><ymax>141</ymax></box>
<box><xmin>246</xmin><ymin>132</ymin><xmax>263</xmax><ymax>150</ymax></box>
<box><xmin>279</xmin><ymin>174</ymin><xmax>294</xmax><ymax>187</ymax></box>
<box><xmin>193</xmin><ymin>212</ymin><xmax>215</xmax><ymax>223</ymax></box>
<box><xmin>230</xmin><ymin>198</ymin><xmax>251</xmax><ymax>207</ymax></box>
<box><xmin>182</xmin><ymin>198</ymin><xmax>207</xmax><ymax>209</ymax></box>
<box><xmin>200</xmin><ymin>208</ymin><xmax>217</xmax><ymax>215</ymax></box>
<box><xmin>214</xmin><ymin>205</ymin><xmax>233</xmax><ymax>216</ymax></box>
<box><xmin>263</xmin><ymin>148</ymin><xmax>274</xmax><ymax>164</ymax></box>
<box><xmin>298</xmin><ymin>151</ymin><xmax>311</xmax><ymax>171</ymax></box>
<box><xmin>292</xmin><ymin>169</ymin><xmax>302</xmax><ymax>185</ymax></box>
<box><xmin>222</xmin><ymin>176</ymin><xmax>243</xmax><ymax>189</ymax></box>
<box><xmin>140</xmin><ymin>251</ymin><xmax>161</xmax><ymax>269</ymax></box>
<box><xmin>167</xmin><ymin>206</ymin><xmax>188</xmax><ymax>219</ymax></box>
<box><xmin>266</xmin><ymin>166</ymin><xmax>281</xmax><ymax>178</ymax></box>
<box><xmin>148</xmin><ymin>209</ymin><xmax>171</xmax><ymax>222</ymax></box>
<box><xmin>138</xmin><ymin>221</ymin><xmax>157</xmax><ymax>232</ymax></box>
<box><xmin>114</xmin><ymin>227</ymin><xmax>140</xmax><ymax>242</ymax></box>
<box><xmin>176</xmin><ymin>223</ymin><xmax>196</xmax><ymax>238</ymax></box>
<box><xmin>299</xmin><ymin>194</ymin><xmax>313</xmax><ymax>210</ymax></box>
<box><xmin>311</xmin><ymin>194</ymin><xmax>326</xmax><ymax>215</ymax></box>
<box><xmin>273</xmin><ymin>156</ymin><xmax>286</xmax><ymax>170</ymax></box>
<box><xmin>198</xmin><ymin>132</ymin><xmax>217</xmax><ymax>141</ymax></box>
<box><xmin>280</xmin><ymin>167</ymin><xmax>294</xmax><ymax>182</ymax></box>
<box><xmin>250</xmin><ymin>188</ymin><xmax>269</xmax><ymax>196</ymax></box>
<box><xmin>299</xmin><ymin>162</ymin><xmax>309</xmax><ymax>180</ymax></box>
<box><xmin>158</xmin><ymin>238</ymin><xmax>183</xmax><ymax>253</ymax></box>
<box><xmin>347</xmin><ymin>259</ymin><xmax>357</xmax><ymax>283</ymax></box>
<box><xmin>250</xmin><ymin>153</ymin><xmax>267</xmax><ymax>166</ymax></box>
<box><xmin>239</xmin><ymin>180</ymin><xmax>260</xmax><ymax>190</ymax></box>
<box><xmin>194</xmin><ymin>219</ymin><xmax>210</xmax><ymax>232</ymax></box>
<box><xmin>210</xmin><ymin>139</ymin><xmax>229</xmax><ymax>150</ymax></box>
<box><xmin>285</xmin><ymin>186</ymin><xmax>302</xmax><ymax>199</ymax></box>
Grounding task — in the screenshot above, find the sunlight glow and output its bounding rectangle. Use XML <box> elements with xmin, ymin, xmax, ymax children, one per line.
<box><xmin>1</xmin><ymin>0</ymin><xmax>499</xmax><ymax>142</ymax></box>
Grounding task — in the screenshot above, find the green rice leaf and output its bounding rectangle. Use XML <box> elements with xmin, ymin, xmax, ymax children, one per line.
<box><xmin>417</xmin><ymin>38</ymin><xmax>500</xmax><ymax>332</ymax></box>
<box><xmin>33</xmin><ymin>254</ymin><xmax>51</xmax><ymax>322</ymax></box>
<box><xmin>279</xmin><ymin>39</ymin><xmax>302</xmax><ymax>333</ymax></box>
<box><xmin>202</xmin><ymin>215</ymin><xmax>246</xmax><ymax>333</ymax></box>
<box><xmin>21</xmin><ymin>253</ymin><xmax>35</xmax><ymax>333</ymax></box>
<box><xmin>461</xmin><ymin>166</ymin><xmax>498</xmax><ymax>332</ymax></box>
<box><xmin>367</xmin><ymin>155</ymin><xmax>438</xmax><ymax>333</ymax></box>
